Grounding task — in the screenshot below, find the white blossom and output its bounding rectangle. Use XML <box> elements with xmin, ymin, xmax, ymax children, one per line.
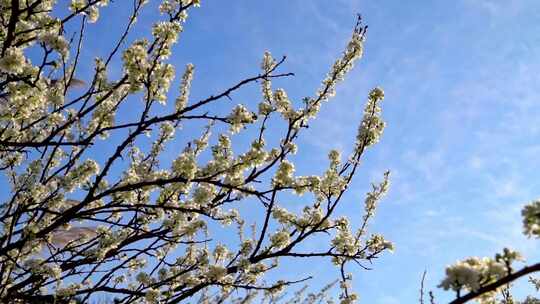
<box><xmin>176</xmin><ymin>63</ymin><xmax>194</xmax><ymax>111</ymax></box>
<box><xmin>62</xmin><ymin>159</ymin><xmax>100</xmax><ymax>192</ymax></box>
<box><xmin>522</xmin><ymin>200</ymin><xmax>540</xmax><ymax>238</ymax></box>
<box><xmin>261</xmin><ymin>51</ymin><xmax>275</xmax><ymax>103</ymax></box>
<box><xmin>270</xmin><ymin>230</ymin><xmax>290</xmax><ymax>249</ymax></box>
<box><xmin>439</xmin><ymin>256</ymin><xmax>507</xmax><ymax>295</ymax></box>
<box><xmin>272</xmin><ymin>160</ymin><xmax>295</xmax><ymax>187</ymax></box>
<box><xmin>145</xmin><ymin>288</ymin><xmax>160</xmax><ymax>303</ymax></box>
<box><xmin>356</xmin><ymin>87</ymin><xmax>385</xmax><ymax>149</ymax></box>
<box><xmin>207</xmin><ymin>264</ymin><xmax>227</xmax><ymax>281</ymax></box>
<box><xmin>0</xmin><ymin>47</ymin><xmax>26</xmax><ymax>74</ymax></box>
<box><xmin>228</xmin><ymin>104</ymin><xmax>257</xmax><ymax>133</ymax></box>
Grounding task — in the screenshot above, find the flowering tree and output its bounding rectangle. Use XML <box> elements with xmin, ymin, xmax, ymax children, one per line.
<box><xmin>0</xmin><ymin>1</ymin><xmax>394</xmax><ymax>303</ymax></box>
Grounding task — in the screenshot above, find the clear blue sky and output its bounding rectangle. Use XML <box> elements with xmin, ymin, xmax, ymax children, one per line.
<box><xmin>72</xmin><ymin>0</ymin><xmax>540</xmax><ymax>302</ymax></box>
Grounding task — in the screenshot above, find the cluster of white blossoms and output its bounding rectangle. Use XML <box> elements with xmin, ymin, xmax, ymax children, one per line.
<box><xmin>272</xmin><ymin>206</ymin><xmax>297</xmax><ymax>226</ymax></box>
<box><xmin>364</xmin><ymin>172</ymin><xmax>389</xmax><ymax>218</ymax></box>
<box><xmin>70</xmin><ymin>0</ymin><xmax>110</xmax><ymax>23</ymax></box>
<box><xmin>153</xmin><ymin>21</ymin><xmax>183</xmax><ymax>58</ymax></box>
<box><xmin>272</xmin><ymin>204</ymin><xmax>328</xmax><ymax>231</ymax></box>
<box><xmin>145</xmin><ymin>288</ymin><xmax>160</xmax><ymax>303</ymax></box>
<box><xmin>270</xmin><ymin>230</ymin><xmax>291</xmax><ymax>249</ymax></box>
<box><xmin>175</xmin><ymin>63</ymin><xmax>194</xmax><ymax>111</ymax></box>
<box><xmin>522</xmin><ymin>200</ymin><xmax>540</xmax><ymax>237</ymax></box>
<box><xmin>261</xmin><ymin>51</ymin><xmax>276</xmax><ymax>103</ymax></box>
<box><xmin>148</xmin><ymin>61</ymin><xmax>176</xmax><ymax>103</ymax></box>
<box><xmin>238</xmin><ymin>139</ymin><xmax>268</xmax><ymax>169</ymax></box>
<box><xmin>0</xmin><ymin>48</ymin><xmax>26</xmax><ymax>74</ymax></box>
<box><xmin>69</xmin><ymin>0</ymin><xmax>88</xmax><ymax>11</ymax></box>
<box><xmin>61</xmin><ymin>159</ymin><xmax>100</xmax><ymax>192</ymax></box>
<box><xmin>292</xmin><ymin>175</ymin><xmax>321</xmax><ymax>195</ymax></box>
<box><xmin>23</xmin><ymin>258</ymin><xmax>62</xmax><ymax>280</ymax></box>
<box><xmin>357</xmin><ymin>171</ymin><xmax>390</xmax><ymax>237</ymax></box>
<box><xmin>356</xmin><ymin>87</ymin><xmax>385</xmax><ymax>149</ymax></box>
<box><xmin>273</xmin><ymin>88</ymin><xmax>293</xmax><ymax>118</ymax></box>
<box><xmin>439</xmin><ymin>248</ymin><xmax>526</xmax><ymax>303</ymax></box>
<box><xmin>123</xmin><ymin>44</ymin><xmax>174</xmax><ymax>101</ymax></box>
<box><xmin>201</xmin><ymin>134</ymin><xmax>232</xmax><ymax>174</ymax></box>
<box><xmin>148</xmin><ymin>121</ymin><xmax>176</xmax><ymax>157</ymax></box>
<box><xmin>365</xmin><ymin>234</ymin><xmax>394</xmax><ymax>254</ymax></box>
<box><xmin>270</xmin><ymin>87</ymin><xmax>303</xmax><ymax>125</ymax></box>
<box><xmin>439</xmin><ymin>257</ymin><xmax>506</xmax><ymax>300</ymax></box>
<box><xmin>318</xmin><ymin>150</ymin><xmax>347</xmax><ymax>198</ymax></box>
<box><xmin>304</xmin><ymin>22</ymin><xmax>366</xmax><ymax>121</ymax></box>
<box><xmin>172</xmin><ymin>150</ymin><xmax>198</xmax><ymax>180</ymax></box>
<box><xmin>119</xmin><ymin>1</ymin><xmax>185</xmax><ymax>103</ymax></box>
<box><xmin>272</xmin><ymin>160</ymin><xmax>295</xmax><ymax>187</ymax></box>
<box><xmin>160</xmin><ymin>0</ymin><xmax>200</xmax><ymax>15</ymax></box>
<box><xmin>257</xmin><ymin>31</ymin><xmax>368</xmax><ymax>133</ymax></box>
<box><xmin>522</xmin><ymin>297</ymin><xmax>540</xmax><ymax>304</ymax></box>
<box><xmin>227</xmin><ymin>104</ymin><xmax>258</xmax><ymax>133</ymax></box>
<box><xmin>56</xmin><ymin>283</ymin><xmax>84</xmax><ymax>297</ymax></box>
<box><xmin>39</xmin><ymin>31</ymin><xmax>70</xmax><ymax>57</ymax></box>
<box><xmin>340</xmin><ymin>292</ymin><xmax>358</xmax><ymax>304</ymax></box>
<box><xmin>530</xmin><ymin>277</ymin><xmax>540</xmax><ymax>291</ymax></box>
<box><xmin>331</xmin><ymin>218</ymin><xmax>359</xmax><ymax>259</ymax></box>
<box><xmin>87</xmin><ymin>82</ymin><xmax>131</xmax><ymax>137</ymax></box>
<box><xmin>122</xmin><ymin>39</ymin><xmax>150</xmax><ymax>92</ymax></box>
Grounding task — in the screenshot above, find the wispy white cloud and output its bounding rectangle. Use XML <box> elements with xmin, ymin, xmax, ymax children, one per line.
<box><xmin>463</xmin><ymin>0</ymin><xmax>525</xmax><ymax>19</ymax></box>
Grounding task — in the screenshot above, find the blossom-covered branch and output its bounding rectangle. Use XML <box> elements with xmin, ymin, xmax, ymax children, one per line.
<box><xmin>436</xmin><ymin>200</ymin><xmax>540</xmax><ymax>303</ymax></box>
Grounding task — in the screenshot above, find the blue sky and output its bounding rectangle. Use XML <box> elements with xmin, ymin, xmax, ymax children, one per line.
<box><xmin>62</xmin><ymin>0</ymin><xmax>540</xmax><ymax>302</ymax></box>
